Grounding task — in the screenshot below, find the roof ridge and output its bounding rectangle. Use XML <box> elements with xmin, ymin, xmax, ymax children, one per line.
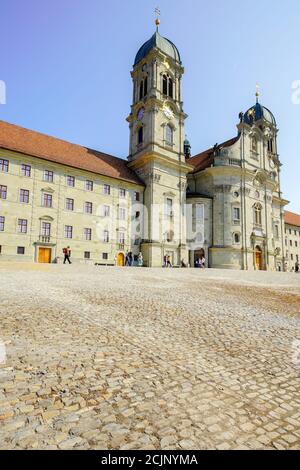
<box><xmin>0</xmin><ymin>119</ymin><xmax>127</xmax><ymax>163</ymax></box>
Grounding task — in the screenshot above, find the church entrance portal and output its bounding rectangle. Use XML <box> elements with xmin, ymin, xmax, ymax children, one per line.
<box><xmin>117</xmin><ymin>253</ymin><xmax>125</xmax><ymax>267</ymax></box>
<box><xmin>255</xmin><ymin>246</ymin><xmax>263</xmax><ymax>270</ymax></box>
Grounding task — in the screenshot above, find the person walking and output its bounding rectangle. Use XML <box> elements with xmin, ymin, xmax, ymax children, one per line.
<box><xmin>138</xmin><ymin>252</ymin><xmax>143</xmax><ymax>267</ymax></box>
<box><xmin>63</xmin><ymin>246</ymin><xmax>72</xmax><ymax>264</ymax></box>
<box><xmin>163</xmin><ymin>255</ymin><xmax>167</xmax><ymax>267</ymax></box>
<box><xmin>167</xmin><ymin>255</ymin><xmax>172</xmax><ymax>268</ymax></box>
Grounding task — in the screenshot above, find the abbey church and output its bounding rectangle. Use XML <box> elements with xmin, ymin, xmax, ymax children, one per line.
<box><xmin>0</xmin><ymin>24</ymin><xmax>297</xmax><ymax>271</ymax></box>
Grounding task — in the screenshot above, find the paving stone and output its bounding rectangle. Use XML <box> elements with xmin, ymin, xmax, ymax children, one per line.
<box><xmin>0</xmin><ymin>265</ymin><xmax>300</xmax><ymax>450</ymax></box>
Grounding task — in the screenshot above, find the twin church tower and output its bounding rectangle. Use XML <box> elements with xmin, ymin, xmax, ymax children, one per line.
<box><xmin>126</xmin><ymin>23</ymin><xmax>192</xmax><ymax>267</ymax></box>
<box><xmin>126</xmin><ymin>19</ymin><xmax>287</xmax><ymax>271</ymax></box>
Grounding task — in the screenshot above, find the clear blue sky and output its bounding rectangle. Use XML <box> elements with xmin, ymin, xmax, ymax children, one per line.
<box><xmin>1</xmin><ymin>0</ymin><xmax>300</xmax><ymax>212</ymax></box>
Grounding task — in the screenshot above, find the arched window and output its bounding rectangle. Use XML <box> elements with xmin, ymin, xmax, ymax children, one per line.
<box><xmin>137</xmin><ymin>126</ymin><xmax>143</xmax><ymax>145</ymax></box>
<box><xmin>165</xmin><ymin>125</ymin><xmax>173</xmax><ymax>146</ymax></box>
<box><xmin>163</xmin><ymin>75</ymin><xmax>168</xmax><ymax>95</ymax></box>
<box><xmin>162</xmin><ymin>75</ymin><xmax>174</xmax><ymax>98</ymax></box>
<box><xmin>267</xmin><ymin>139</ymin><xmax>274</xmax><ymax>153</ymax></box>
<box><xmin>234</xmin><ymin>233</ymin><xmax>240</xmax><ymax>244</ymax></box>
<box><xmin>254</xmin><ymin>203</ymin><xmax>262</xmax><ymax>226</ymax></box>
<box><xmin>168</xmin><ymin>78</ymin><xmax>173</xmax><ymax>98</ymax></box>
<box><xmin>139</xmin><ymin>77</ymin><xmax>148</xmax><ymax>100</ymax></box>
<box><xmin>139</xmin><ymin>81</ymin><xmax>144</xmax><ymax>101</ymax></box>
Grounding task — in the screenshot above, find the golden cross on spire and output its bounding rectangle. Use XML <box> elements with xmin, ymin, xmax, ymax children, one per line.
<box><xmin>155</xmin><ymin>7</ymin><xmax>161</xmax><ymax>31</ymax></box>
<box><xmin>256</xmin><ymin>83</ymin><xmax>260</xmax><ymax>103</ymax></box>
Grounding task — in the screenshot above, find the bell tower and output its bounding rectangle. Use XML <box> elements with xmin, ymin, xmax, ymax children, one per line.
<box><xmin>127</xmin><ymin>16</ymin><xmax>193</xmax><ymax>267</ymax></box>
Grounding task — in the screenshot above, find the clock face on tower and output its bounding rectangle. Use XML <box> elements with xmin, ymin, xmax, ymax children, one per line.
<box><xmin>163</xmin><ymin>106</ymin><xmax>174</xmax><ymax>120</ymax></box>
<box><xmin>137</xmin><ymin>107</ymin><xmax>145</xmax><ymax>121</ymax></box>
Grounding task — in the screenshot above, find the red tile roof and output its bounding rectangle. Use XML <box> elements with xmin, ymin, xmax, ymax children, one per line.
<box><xmin>0</xmin><ymin>120</ymin><xmax>144</xmax><ymax>186</ymax></box>
<box><xmin>187</xmin><ymin>137</ymin><xmax>239</xmax><ymax>173</ymax></box>
<box><xmin>284</xmin><ymin>211</ymin><xmax>300</xmax><ymax>227</ymax></box>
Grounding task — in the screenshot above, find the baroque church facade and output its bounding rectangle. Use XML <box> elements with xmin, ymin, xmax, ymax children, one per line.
<box><xmin>0</xmin><ymin>26</ymin><xmax>290</xmax><ymax>270</ymax></box>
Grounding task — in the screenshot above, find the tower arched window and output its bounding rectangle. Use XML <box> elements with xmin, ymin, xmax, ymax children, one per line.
<box><xmin>168</xmin><ymin>78</ymin><xmax>173</xmax><ymax>99</ymax></box>
<box><xmin>165</xmin><ymin>125</ymin><xmax>173</xmax><ymax>146</ymax></box>
<box><xmin>139</xmin><ymin>77</ymin><xmax>148</xmax><ymax>100</ymax></box>
<box><xmin>139</xmin><ymin>81</ymin><xmax>144</xmax><ymax>101</ymax></box>
<box><xmin>162</xmin><ymin>74</ymin><xmax>174</xmax><ymax>98</ymax></box>
<box><xmin>163</xmin><ymin>75</ymin><xmax>168</xmax><ymax>95</ymax></box>
<box><xmin>137</xmin><ymin>126</ymin><xmax>143</xmax><ymax>145</ymax></box>
<box><xmin>267</xmin><ymin>138</ymin><xmax>274</xmax><ymax>153</ymax></box>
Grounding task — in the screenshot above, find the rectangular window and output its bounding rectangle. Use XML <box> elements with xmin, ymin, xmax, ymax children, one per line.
<box><xmin>0</xmin><ymin>216</ymin><xmax>5</xmax><ymax>231</ymax></box>
<box><xmin>102</xmin><ymin>253</ymin><xmax>108</xmax><ymax>260</ymax></box>
<box><xmin>134</xmin><ymin>191</ymin><xmax>140</xmax><ymax>202</ymax></box>
<box><xmin>135</xmin><ymin>211</ymin><xmax>140</xmax><ymax>219</ymax></box>
<box><xmin>103</xmin><ymin>184</ymin><xmax>111</xmax><ymax>195</ymax></box>
<box><xmin>296</xmin><ymin>241</ymin><xmax>298</xmax><ymax>248</ymax></box>
<box><xmin>274</xmin><ymin>224</ymin><xmax>279</xmax><ymax>239</ymax></box>
<box><xmin>43</xmin><ymin>193</ymin><xmax>52</xmax><ymax>208</ymax></box>
<box><xmin>41</xmin><ymin>222</ymin><xmax>51</xmax><ymax>237</ymax></box>
<box><xmin>20</xmin><ymin>189</ymin><xmax>30</xmax><ymax>203</ymax></box>
<box><xmin>103</xmin><ymin>205</ymin><xmax>110</xmax><ymax>217</ymax></box>
<box><xmin>17</xmin><ymin>246</ymin><xmax>25</xmax><ymax>255</ymax></box>
<box><xmin>119</xmin><ymin>207</ymin><xmax>126</xmax><ymax>220</ymax></box>
<box><xmin>233</xmin><ymin>207</ymin><xmax>240</xmax><ymax>221</ymax></box>
<box><xmin>64</xmin><ymin>225</ymin><xmax>73</xmax><ymax>239</ymax></box>
<box><xmin>195</xmin><ymin>203</ymin><xmax>204</xmax><ymax>223</ymax></box>
<box><xmin>67</xmin><ymin>175</ymin><xmax>75</xmax><ymax>187</ymax></box>
<box><xmin>103</xmin><ymin>230</ymin><xmax>109</xmax><ymax>243</ymax></box>
<box><xmin>119</xmin><ymin>188</ymin><xmax>126</xmax><ymax>198</ymax></box>
<box><xmin>118</xmin><ymin>231</ymin><xmax>125</xmax><ymax>244</ymax></box>
<box><xmin>44</xmin><ymin>170</ymin><xmax>54</xmax><ymax>182</ymax></box>
<box><xmin>0</xmin><ymin>185</ymin><xmax>7</xmax><ymax>199</ymax></box>
<box><xmin>21</xmin><ymin>164</ymin><xmax>31</xmax><ymax>177</ymax></box>
<box><xmin>0</xmin><ymin>245</ymin><xmax>2</xmax><ymax>254</ymax></box>
<box><xmin>0</xmin><ymin>159</ymin><xmax>9</xmax><ymax>172</ymax></box>
<box><xmin>18</xmin><ymin>218</ymin><xmax>28</xmax><ymax>234</ymax></box>
<box><xmin>165</xmin><ymin>198</ymin><xmax>173</xmax><ymax>217</ymax></box>
<box><xmin>84</xmin><ymin>251</ymin><xmax>90</xmax><ymax>259</ymax></box>
<box><xmin>84</xmin><ymin>228</ymin><xmax>92</xmax><ymax>241</ymax></box>
<box><xmin>290</xmin><ymin>240</ymin><xmax>293</xmax><ymax>247</ymax></box>
<box><xmin>86</xmin><ymin>180</ymin><xmax>93</xmax><ymax>191</ymax></box>
<box><xmin>66</xmin><ymin>198</ymin><xmax>74</xmax><ymax>211</ymax></box>
<box><xmin>84</xmin><ymin>202</ymin><xmax>93</xmax><ymax>214</ymax></box>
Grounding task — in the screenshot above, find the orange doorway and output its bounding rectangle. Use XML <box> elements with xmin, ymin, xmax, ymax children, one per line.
<box><xmin>255</xmin><ymin>246</ymin><xmax>263</xmax><ymax>270</ymax></box>
<box><xmin>38</xmin><ymin>247</ymin><xmax>52</xmax><ymax>264</ymax></box>
<box><xmin>117</xmin><ymin>253</ymin><xmax>125</xmax><ymax>267</ymax></box>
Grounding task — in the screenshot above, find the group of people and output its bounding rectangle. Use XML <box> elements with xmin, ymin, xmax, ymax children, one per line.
<box><xmin>124</xmin><ymin>251</ymin><xmax>144</xmax><ymax>267</ymax></box>
<box><xmin>163</xmin><ymin>255</ymin><xmax>173</xmax><ymax>268</ymax></box>
<box><xmin>195</xmin><ymin>255</ymin><xmax>206</xmax><ymax>269</ymax></box>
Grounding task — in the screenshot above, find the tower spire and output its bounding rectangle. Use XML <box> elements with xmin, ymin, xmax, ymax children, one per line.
<box><xmin>155</xmin><ymin>7</ymin><xmax>161</xmax><ymax>32</ymax></box>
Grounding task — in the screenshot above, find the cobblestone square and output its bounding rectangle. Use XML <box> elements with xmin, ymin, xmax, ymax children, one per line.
<box><xmin>0</xmin><ymin>263</ymin><xmax>300</xmax><ymax>450</ymax></box>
